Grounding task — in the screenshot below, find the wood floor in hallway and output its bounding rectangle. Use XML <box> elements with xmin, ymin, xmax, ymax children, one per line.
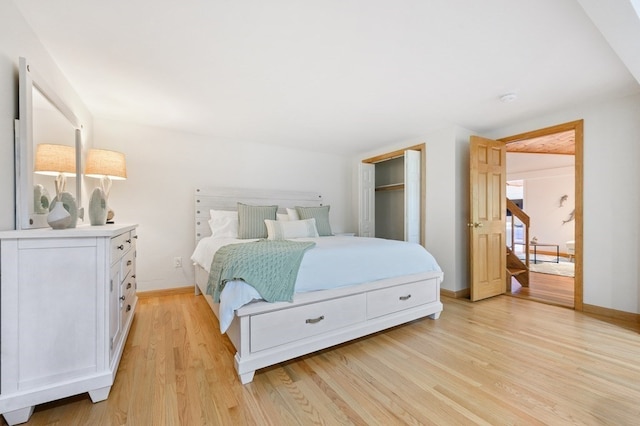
<box><xmin>509</xmin><ymin>270</ymin><xmax>575</xmax><ymax>308</ymax></box>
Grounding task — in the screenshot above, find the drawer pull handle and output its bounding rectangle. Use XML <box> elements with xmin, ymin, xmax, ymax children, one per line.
<box><xmin>127</xmin><ymin>260</ymin><xmax>132</xmax><ymax>266</ymax></box>
<box><xmin>133</xmin><ymin>235</ymin><xmax>138</xmax><ymax>239</ymax></box>
<box><xmin>305</xmin><ymin>315</ymin><xmax>325</xmax><ymax>324</ymax></box>
<box><xmin>132</xmin><ymin>274</ymin><xmax>136</xmax><ymax>279</ymax></box>
<box><xmin>126</xmin><ymin>305</ymin><xmax>131</xmax><ymax>312</ymax></box>
<box><xmin>126</xmin><ymin>283</ymin><xmax>132</xmax><ymax>289</ymax></box>
<box><xmin>126</xmin><ymin>239</ymin><xmax>132</xmax><ymax>243</ymax></box>
<box><xmin>119</xmin><ymin>296</ymin><xmax>126</xmax><ymax>301</ymax></box>
<box><xmin>117</xmin><ymin>244</ymin><xmax>124</xmax><ymax>250</ymax></box>
<box><xmin>399</xmin><ymin>294</ymin><xmax>412</xmax><ymax>301</ymax></box>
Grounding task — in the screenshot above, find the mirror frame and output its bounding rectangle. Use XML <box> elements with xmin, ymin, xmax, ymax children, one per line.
<box><xmin>16</xmin><ymin>57</ymin><xmax>83</xmax><ymax>230</ymax></box>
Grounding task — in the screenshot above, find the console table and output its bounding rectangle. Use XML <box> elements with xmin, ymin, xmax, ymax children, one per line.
<box><xmin>531</xmin><ymin>242</ymin><xmax>559</xmax><ymax>263</ymax></box>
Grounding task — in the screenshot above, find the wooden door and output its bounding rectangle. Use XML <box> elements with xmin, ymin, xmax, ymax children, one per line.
<box><xmin>469</xmin><ymin>136</ymin><xmax>507</xmax><ymax>301</ymax></box>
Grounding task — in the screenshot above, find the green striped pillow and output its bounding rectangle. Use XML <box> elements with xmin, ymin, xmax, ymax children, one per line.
<box><xmin>237</xmin><ymin>203</ymin><xmax>278</xmax><ymax>239</ymax></box>
<box><xmin>296</xmin><ymin>205</ymin><xmax>333</xmax><ymax>236</ymax></box>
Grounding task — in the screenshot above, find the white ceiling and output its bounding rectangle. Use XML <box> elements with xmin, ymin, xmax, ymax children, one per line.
<box><xmin>12</xmin><ymin>0</ymin><xmax>640</xmax><ymax>154</ymax></box>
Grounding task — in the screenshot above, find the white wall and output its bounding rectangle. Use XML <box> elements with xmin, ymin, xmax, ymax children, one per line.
<box><xmin>0</xmin><ymin>0</ymin><xmax>92</xmax><ymax>231</ymax></box>
<box><xmin>93</xmin><ymin>118</ymin><xmax>353</xmax><ymax>291</ymax></box>
<box><xmin>486</xmin><ymin>93</ymin><xmax>640</xmax><ymax>314</ymax></box>
<box><xmin>508</xmin><ymin>153</ymin><xmax>576</xmax><ymax>252</ymax></box>
<box><xmin>353</xmin><ymin>124</ymin><xmax>471</xmax><ymax>293</ymax></box>
<box><xmin>523</xmin><ymin>174</ymin><xmax>576</xmax><ymax>251</ymax></box>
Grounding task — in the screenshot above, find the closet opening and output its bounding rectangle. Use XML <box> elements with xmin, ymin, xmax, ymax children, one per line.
<box><xmin>359</xmin><ymin>144</ymin><xmax>426</xmax><ymax>247</ymax></box>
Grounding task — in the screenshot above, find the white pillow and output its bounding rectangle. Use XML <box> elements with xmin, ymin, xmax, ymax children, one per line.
<box><xmin>208</xmin><ymin>209</ymin><xmax>238</xmax><ymax>238</ymax></box>
<box><xmin>210</xmin><ymin>209</ymin><xmax>236</xmax><ymax>220</ymax></box>
<box><xmin>286</xmin><ymin>207</ymin><xmax>300</xmax><ymax>221</ymax></box>
<box><xmin>277</xmin><ymin>213</ymin><xmax>290</xmax><ymax>221</ymax></box>
<box><xmin>264</xmin><ymin>218</ymin><xmax>319</xmax><ymax>240</ymax></box>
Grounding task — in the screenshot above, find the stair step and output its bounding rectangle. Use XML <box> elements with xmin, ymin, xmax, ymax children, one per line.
<box><xmin>507</xmin><ymin>268</ymin><xmax>527</xmax><ymax>276</ymax></box>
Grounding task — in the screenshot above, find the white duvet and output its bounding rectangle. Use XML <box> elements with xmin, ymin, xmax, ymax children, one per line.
<box><xmin>191</xmin><ymin>236</ymin><xmax>442</xmax><ymax>332</ymax></box>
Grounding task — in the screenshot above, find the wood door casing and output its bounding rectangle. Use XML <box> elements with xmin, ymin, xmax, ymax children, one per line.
<box><xmin>498</xmin><ymin>119</ymin><xmax>583</xmax><ymax>310</ymax></box>
<box><xmin>470</xmin><ymin>136</ymin><xmax>507</xmax><ymax>301</ymax></box>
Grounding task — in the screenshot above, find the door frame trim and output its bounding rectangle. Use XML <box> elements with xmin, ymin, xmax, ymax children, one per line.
<box><xmin>498</xmin><ymin>120</ymin><xmax>583</xmax><ymax>311</ymax></box>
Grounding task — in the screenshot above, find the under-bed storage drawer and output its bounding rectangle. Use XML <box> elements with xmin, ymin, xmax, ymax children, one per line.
<box><xmin>367</xmin><ymin>279</ymin><xmax>437</xmax><ymax>319</ymax></box>
<box><xmin>250</xmin><ymin>294</ymin><xmax>366</xmax><ymax>352</ymax></box>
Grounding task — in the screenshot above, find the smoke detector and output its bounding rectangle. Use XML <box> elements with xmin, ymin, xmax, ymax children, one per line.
<box><xmin>499</xmin><ymin>93</ymin><xmax>518</xmax><ymax>103</ymax></box>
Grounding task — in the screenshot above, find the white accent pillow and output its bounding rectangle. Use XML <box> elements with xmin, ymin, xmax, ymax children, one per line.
<box><xmin>208</xmin><ymin>209</ymin><xmax>238</xmax><ymax>238</ymax></box>
<box><xmin>286</xmin><ymin>207</ymin><xmax>300</xmax><ymax>221</ymax></box>
<box><xmin>264</xmin><ymin>218</ymin><xmax>319</xmax><ymax>240</ymax></box>
<box><xmin>277</xmin><ymin>213</ymin><xmax>290</xmax><ymax>221</ymax></box>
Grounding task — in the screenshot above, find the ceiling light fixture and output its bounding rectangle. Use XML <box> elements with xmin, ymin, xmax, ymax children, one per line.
<box><xmin>499</xmin><ymin>93</ymin><xmax>518</xmax><ymax>103</ymax></box>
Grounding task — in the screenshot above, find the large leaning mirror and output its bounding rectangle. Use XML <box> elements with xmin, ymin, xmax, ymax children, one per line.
<box><xmin>16</xmin><ymin>57</ymin><xmax>83</xmax><ymax>230</ymax></box>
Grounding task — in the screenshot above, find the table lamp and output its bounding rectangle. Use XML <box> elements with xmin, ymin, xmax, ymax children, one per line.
<box><xmin>34</xmin><ymin>143</ymin><xmax>77</xmax><ymax>228</ymax></box>
<box><xmin>85</xmin><ymin>148</ymin><xmax>127</xmax><ymax>224</ymax></box>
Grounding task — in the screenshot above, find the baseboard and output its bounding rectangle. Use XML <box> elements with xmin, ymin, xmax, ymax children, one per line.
<box><xmin>137</xmin><ymin>285</ymin><xmax>194</xmax><ymax>299</ymax></box>
<box><xmin>583</xmin><ymin>304</ymin><xmax>640</xmax><ymax>324</ymax></box>
<box><xmin>441</xmin><ymin>288</ymin><xmax>470</xmax><ymax>299</ymax></box>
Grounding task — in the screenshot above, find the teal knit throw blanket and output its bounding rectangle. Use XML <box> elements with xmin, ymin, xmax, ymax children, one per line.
<box><xmin>207</xmin><ymin>240</ymin><xmax>316</xmax><ymax>303</ymax></box>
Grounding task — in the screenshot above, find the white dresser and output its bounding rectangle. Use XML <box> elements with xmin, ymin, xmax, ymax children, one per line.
<box><xmin>0</xmin><ymin>224</ymin><xmax>138</xmax><ymax>425</ymax></box>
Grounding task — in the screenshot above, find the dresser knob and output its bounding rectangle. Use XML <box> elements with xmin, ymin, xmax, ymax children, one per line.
<box><xmin>126</xmin><ymin>239</ymin><xmax>131</xmax><ymax>243</ymax></box>
<box><xmin>120</xmin><ymin>296</ymin><xmax>125</xmax><ymax>301</ymax></box>
<box><xmin>126</xmin><ymin>283</ymin><xmax>132</xmax><ymax>289</ymax></box>
<box><xmin>126</xmin><ymin>305</ymin><xmax>131</xmax><ymax>312</ymax></box>
<box><xmin>133</xmin><ymin>235</ymin><xmax>138</xmax><ymax>239</ymax></box>
<box><xmin>127</xmin><ymin>260</ymin><xmax>132</xmax><ymax>266</ymax></box>
<box><xmin>117</xmin><ymin>244</ymin><xmax>124</xmax><ymax>250</ymax></box>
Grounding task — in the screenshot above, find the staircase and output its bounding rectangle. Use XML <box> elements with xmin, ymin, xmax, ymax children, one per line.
<box><xmin>506</xmin><ymin>199</ymin><xmax>530</xmax><ymax>289</ymax></box>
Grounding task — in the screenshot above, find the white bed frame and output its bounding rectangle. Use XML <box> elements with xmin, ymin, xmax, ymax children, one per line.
<box><xmin>193</xmin><ymin>187</ymin><xmax>443</xmax><ymax>384</ymax></box>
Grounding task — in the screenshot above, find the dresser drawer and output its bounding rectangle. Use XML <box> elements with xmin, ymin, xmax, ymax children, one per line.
<box><xmin>130</xmin><ymin>228</ymin><xmax>137</xmax><ymax>249</ymax></box>
<box><xmin>121</xmin><ymin>291</ymin><xmax>135</xmax><ymax>332</ymax></box>
<box><xmin>122</xmin><ymin>273</ymin><xmax>135</xmax><ymax>298</ymax></box>
<box><xmin>367</xmin><ymin>279</ymin><xmax>437</xmax><ymax>319</ymax></box>
<box><xmin>250</xmin><ymin>294</ymin><xmax>366</xmax><ymax>352</ymax></box>
<box><xmin>110</xmin><ymin>232</ymin><xmax>132</xmax><ymax>263</ymax></box>
<box><xmin>121</xmin><ymin>248</ymin><xmax>135</xmax><ymax>283</ymax></box>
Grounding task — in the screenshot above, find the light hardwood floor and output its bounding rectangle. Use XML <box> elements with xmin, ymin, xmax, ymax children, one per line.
<box><xmin>8</xmin><ymin>292</ymin><xmax>640</xmax><ymax>425</ymax></box>
<box><xmin>509</xmin><ymin>271</ymin><xmax>575</xmax><ymax>308</ymax></box>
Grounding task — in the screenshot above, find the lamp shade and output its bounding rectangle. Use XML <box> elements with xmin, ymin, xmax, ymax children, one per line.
<box><xmin>34</xmin><ymin>144</ymin><xmax>76</xmax><ymax>176</ymax></box>
<box><xmin>84</xmin><ymin>149</ymin><xmax>127</xmax><ymax>180</ymax></box>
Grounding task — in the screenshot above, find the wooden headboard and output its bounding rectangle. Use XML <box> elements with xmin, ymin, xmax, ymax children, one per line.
<box><xmin>195</xmin><ymin>187</ymin><xmax>323</xmax><ymax>243</ymax></box>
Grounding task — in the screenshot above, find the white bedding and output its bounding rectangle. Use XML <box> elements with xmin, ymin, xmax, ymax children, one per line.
<box><xmin>191</xmin><ymin>236</ymin><xmax>442</xmax><ymax>332</ymax></box>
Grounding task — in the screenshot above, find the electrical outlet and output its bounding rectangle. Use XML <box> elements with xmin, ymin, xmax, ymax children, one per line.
<box><xmin>174</xmin><ymin>256</ymin><xmax>182</xmax><ymax>268</ymax></box>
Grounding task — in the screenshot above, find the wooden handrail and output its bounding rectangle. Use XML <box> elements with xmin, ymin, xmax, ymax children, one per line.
<box><xmin>506</xmin><ymin>199</ymin><xmax>529</xmax><ymax>227</ymax></box>
<box><xmin>506</xmin><ymin>198</ymin><xmax>530</xmax><ymax>268</ymax></box>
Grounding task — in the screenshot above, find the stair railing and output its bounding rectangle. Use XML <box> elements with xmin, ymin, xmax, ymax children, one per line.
<box><xmin>506</xmin><ymin>198</ymin><xmax>530</xmax><ymax>267</ymax></box>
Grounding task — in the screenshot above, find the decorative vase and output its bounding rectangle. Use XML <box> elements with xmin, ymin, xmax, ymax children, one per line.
<box><xmin>50</xmin><ymin>192</ymin><xmax>79</xmax><ymax>228</ymax></box>
<box><xmin>33</xmin><ymin>184</ymin><xmax>51</xmax><ymax>214</ymax></box>
<box><xmin>89</xmin><ymin>187</ymin><xmax>108</xmax><ymax>225</ymax></box>
<box><xmin>47</xmin><ymin>201</ymin><xmax>71</xmax><ymax>229</ymax></box>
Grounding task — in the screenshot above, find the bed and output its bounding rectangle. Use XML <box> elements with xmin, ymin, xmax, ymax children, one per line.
<box><xmin>192</xmin><ymin>187</ymin><xmax>444</xmax><ymax>384</ymax></box>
